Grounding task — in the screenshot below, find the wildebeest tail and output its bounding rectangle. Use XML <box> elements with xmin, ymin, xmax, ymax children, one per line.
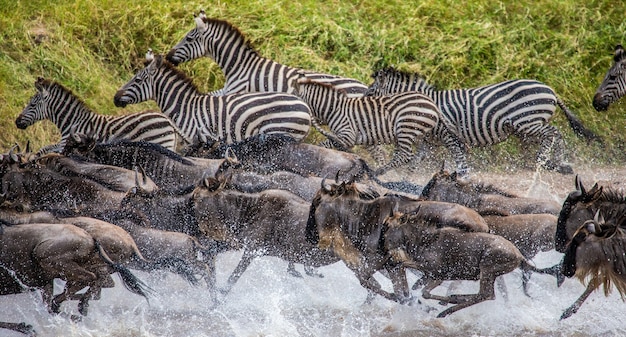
<box><xmin>306</xmin><ymin>194</ymin><xmax>321</xmax><ymax>245</ymax></box>
<box><xmin>95</xmin><ymin>240</ymin><xmax>154</xmax><ymax>300</ymax></box>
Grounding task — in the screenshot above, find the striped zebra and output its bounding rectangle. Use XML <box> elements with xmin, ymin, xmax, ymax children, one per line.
<box><xmin>593</xmin><ymin>44</ymin><xmax>626</xmax><ymax>111</ymax></box>
<box><xmin>114</xmin><ymin>50</ymin><xmax>312</xmax><ymax>145</ymax></box>
<box><xmin>16</xmin><ymin>77</ymin><xmax>181</xmax><ymax>154</ymax></box>
<box><xmin>165</xmin><ymin>11</ymin><xmax>368</xmax><ymax>97</ymax></box>
<box><xmin>366</xmin><ymin>67</ymin><xmax>600</xmax><ymax>175</ymax></box>
<box><xmin>293</xmin><ymin>77</ymin><xmax>440</xmax><ymax>175</ymax></box>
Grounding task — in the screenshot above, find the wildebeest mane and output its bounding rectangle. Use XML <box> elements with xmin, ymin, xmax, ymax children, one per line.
<box><xmin>72</xmin><ymin>139</ymin><xmax>195</xmax><ymax>166</ymax></box>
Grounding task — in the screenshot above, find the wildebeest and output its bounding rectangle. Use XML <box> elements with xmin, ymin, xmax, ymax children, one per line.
<box><xmin>382</xmin><ymin>209</ymin><xmax>554</xmax><ymax>317</ymax></box>
<box><xmin>421</xmin><ymin>169</ymin><xmax>562</xmax><ymax>215</ymax></box>
<box><xmin>0</xmin><ymin>209</ymin><xmax>177</xmax><ymax>314</ymax></box>
<box><xmin>0</xmin><ymin>223</ymin><xmax>150</xmax><ymax>317</ymax></box>
<box><xmin>192</xmin><ymin>174</ymin><xmax>341</xmax><ymax>295</ymax></box>
<box><xmin>482</xmin><ymin>214</ymin><xmax>562</xmax><ymax>293</ymax></box>
<box><xmin>63</xmin><ymin>133</ymin><xmax>223</xmax><ymax>193</ymax></box>
<box><xmin>305</xmin><ymin>180</ymin><xmax>491</xmax><ymax>304</ymax></box>
<box><xmin>0</xmin><ymin>320</ymin><xmax>35</xmax><ymax>336</ymax></box>
<box><xmin>555</xmin><ymin>177</ymin><xmax>626</xmax><ymax>319</ymax></box>
<box><xmin>0</xmin><ymin>156</ymin><xmax>144</xmax><ymax>215</ymax></box>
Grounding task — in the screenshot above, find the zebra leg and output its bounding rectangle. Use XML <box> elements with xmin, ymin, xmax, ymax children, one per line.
<box><xmin>375</xmin><ymin>135</ymin><xmax>416</xmax><ymax>175</ymax></box>
<box><xmin>441</xmin><ymin>130</ymin><xmax>470</xmax><ymax>177</ymax></box>
<box><xmin>366</xmin><ymin>144</ymin><xmax>387</xmax><ymax>166</ymax></box>
<box><xmin>534</xmin><ymin>126</ymin><xmax>573</xmax><ymax>174</ymax></box>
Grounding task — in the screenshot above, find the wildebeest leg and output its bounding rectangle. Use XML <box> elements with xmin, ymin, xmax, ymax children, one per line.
<box><xmin>560</xmin><ymin>280</ymin><xmax>597</xmax><ymax>320</ymax></box>
<box><xmin>287</xmin><ymin>262</ymin><xmax>303</xmax><ymax>278</ymax></box>
<box><xmin>221</xmin><ymin>249</ymin><xmax>257</xmax><ymax>296</ymax></box>
<box><xmin>436</xmin><ymin>273</ymin><xmax>497</xmax><ymax>318</ymax></box>
<box><xmin>304</xmin><ymin>265</ymin><xmax>324</xmax><ymax>278</ymax></box>
<box><xmin>0</xmin><ymin>322</ymin><xmax>36</xmax><ymax>336</ymax></box>
<box><xmin>386</xmin><ymin>264</ymin><xmax>411</xmax><ymax>303</ymax></box>
<box><xmin>496</xmin><ymin>276</ymin><xmax>509</xmax><ymax>302</ymax></box>
<box><xmin>50</xmin><ymin>280</ymin><xmax>92</xmax><ymax>314</ymax></box>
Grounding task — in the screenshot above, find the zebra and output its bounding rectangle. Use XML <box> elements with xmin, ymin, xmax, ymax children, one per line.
<box><xmin>365</xmin><ymin>67</ymin><xmax>600</xmax><ymax>175</ymax></box>
<box><xmin>293</xmin><ymin>77</ymin><xmax>440</xmax><ymax>176</ymax></box>
<box><xmin>593</xmin><ymin>44</ymin><xmax>626</xmax><ymax>111</ymax></box>
<box><xmin>16</xmin><ymin>77</ymin><xmax>182</xmax><ymax>154</ymax></box>
<box><xmin>165</xmin><ymin>11</ymin><xmax>368</xmax><ymax>97</ymax></box>
<box><xmin>114</xmin><ymin>49</ymin><xmax>312</xmax><ymax>146</ymax></box>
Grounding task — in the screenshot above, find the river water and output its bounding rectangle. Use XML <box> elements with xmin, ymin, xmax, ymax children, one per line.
<box><xmin>2</xmin><ymin>166</ymin><xmax>625</xmax><ymax>337</ymax></box>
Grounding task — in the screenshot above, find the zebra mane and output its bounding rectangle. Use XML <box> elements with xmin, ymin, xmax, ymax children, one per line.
<box><xmin>374</xmin><ymin>67</ymin><xmax>437</xmax><ymax>91</ymax></box>
<box><xmin>298</xmin><ymin>78</ymin><xmax>349</xmax><ymax>96</ymax></box>
<box><xmin>202</xmin><ymin>17</ymin><xmax>260</xmax><ymax>57</ymax></box>
<box><xmin>37</xmin><ymin>79</ymin><xmax>93</xmax><ymax>109</ymax></box>
<box><xmin>153</xmin><ymin>54</ymin><xmax>203</xmax><ymax>93</ymax></box>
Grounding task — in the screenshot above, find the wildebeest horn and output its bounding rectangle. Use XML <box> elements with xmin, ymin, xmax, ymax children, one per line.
<box><xmin>440</xmin><ymin>160</ymin><xmax>445</xmax><ymax>172</ymax></box>
<box><xmin>575</xmin><ymin>175</ymin><xmax>585</xmax><ymax>195</ymax></box>
<box><xmin>335</xmin><ymin>170</ymin><xmax>341</xmax><ymax>183</ymax></box>
<box><xmin>321</xmin><ymin>177</ymin><xmax>331</xmax><ymax>193</ymax></box>
<box><xmin>224</xmin><ymin>147</ymin><xmax>239</xmax><ymax>164</ymax></box>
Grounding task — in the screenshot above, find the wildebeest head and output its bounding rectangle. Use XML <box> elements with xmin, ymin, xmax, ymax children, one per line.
<box><xmin>555</xmin><ymin>176</ymin><xmax>608</xmax><ymax>252</ymax></box>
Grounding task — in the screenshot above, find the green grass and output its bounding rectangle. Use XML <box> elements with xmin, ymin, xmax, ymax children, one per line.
<box><xmin>1</xmin><ymin>0</ymin><xmax>624</xmax><ymax>166</ymax></box>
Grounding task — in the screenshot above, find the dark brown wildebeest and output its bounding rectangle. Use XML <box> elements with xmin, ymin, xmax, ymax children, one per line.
<box><xmin>35</xmin><ymin>153</ymin><xmax>157</xmax><ymax>193</ymax></box>
<box><xmin>555</xmin><ymin>177</ymin><xmax>626</xmax><ymax>319</ymax></box>
<box><xmin>483</xmin><ymin>214</ymin><xmax>563</xmax><ymax>294</ymax></box>
<box><xmin>421</xmin><ymin>169</ymin><xmax>561</xmax><ymax>216</ymax></box>
<box><xmin>192</xmin><ymin>175</ymin><xmax>341</xmax><ymax>296</ymax></box>
<box><xmin>0</xmin><ymin>154</ymin><xmax>154</xmax><ymax>215</ymax></box>
<box><xmin>382</xmin><ymin>209</ymin><xmax>554</xmax><ymax>317</ymax></box>
<box><xmin>0</xmin><ymin>223</ymin><xmax>150</xmax><ymax>318</ymax></box>
<box><xmin>62</xmin><ymin>134</ymin><xmax>223</xmax><ymax>193</ymax></box>
<box><xmin>305</xmin><ymin>180</ymin><xmax>490</xmax><ymax>304</ymax></box>
<box><xmin>0</xmin><ymin>210</ymin><xmax>167</xmax><ymax>315</ymax></box>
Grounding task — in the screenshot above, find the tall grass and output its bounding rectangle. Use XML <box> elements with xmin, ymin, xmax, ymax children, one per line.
<box><xmin>1</xmin><ymin>0</ymin><xmax>624</xmax><ymax>166</ymax></box>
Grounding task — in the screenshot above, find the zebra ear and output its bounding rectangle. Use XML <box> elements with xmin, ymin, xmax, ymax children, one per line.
<box><xmin>145</xmin><ymin>48</ymin><xmax>154</xmax><ymax>63</ymax></box>
<box><xmin>35</xmin><ymin>77</ymin><xmax>46</xmax><ymax>92</ymax></box>
<box><xmin>195</xmin><ymin>10</ymin><xmax>208</xmax><ymax>31</ymax></box>
<box><xmin>615</xmin><ymin>44</ymin><xmax>626</xmax><ymax>62</ymax></box>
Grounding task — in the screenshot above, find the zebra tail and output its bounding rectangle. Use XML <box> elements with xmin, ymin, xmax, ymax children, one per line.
<box><xmin>557</xmin><ymin>98</ymin><xmax>602</xmax><ymax>144</ymax></box>
<box><xmin>310</xmin><ymin>118</ymin><xmax>351</xmax><ymax>152</ymax></box>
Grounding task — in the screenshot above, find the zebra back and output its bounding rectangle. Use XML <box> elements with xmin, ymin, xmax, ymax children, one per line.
<box><xmin>166</xmin><ymin>12</ymin><xmax>367</xmax><ymax>97</ymax></box>
<box><xmin>115</xmin><ymin>52</ymin><xmax>312</xmax><ymax>145</ymax></box>
<box><xmin>16</xmin><ymin>77</ymin><xmax>181</xmax><ymax>152</ymax></box>
<box><xmin>593</xmin><ymin>44</ymin><xmax>626</xmax><ymax>111</ymax></box>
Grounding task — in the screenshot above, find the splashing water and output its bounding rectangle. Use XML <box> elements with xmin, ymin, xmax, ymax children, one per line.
<box><xmin>3</xmin><ymin>168</ymin><xmax>626</xmax><ymax>337</ymax></box>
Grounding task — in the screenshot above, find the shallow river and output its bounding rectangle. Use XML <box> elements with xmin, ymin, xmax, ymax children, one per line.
<box><xmin>2</xmin><ymin>166</ymin><xmax>625</xmax><ymax>337</ymax></box>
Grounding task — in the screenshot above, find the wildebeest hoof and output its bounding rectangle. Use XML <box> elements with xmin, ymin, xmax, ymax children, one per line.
<box><xmin>70</xmin><ymin>314</ymin><xmax>83</xmax><ymax>323</ymax></box>
<box><xmin>560</xmin><ymin>307</ymin><xmax>576</xmax><ymax>320</ymax></box>
<box><xmin>13</xmin><ymin>323</ymin><xmax>36</xmax><ymax>336</ymax></box>
<box><xmin>304</xmin><ymin>266</ymin><xmax>324</xmax><ymax>278</ymax></box>
<box><xmin>287</xmin><ymin>267</ymin><xmax>304</xmax><ymax>278</ymax></box>
<box><xmin>556</xmin><ymin>272</ymin><xmax>566</xmax><ymax>287</ymax></box>
<box><xmin>78</xmin><ymin>300</ymin><xmax>89</xmax><ymax>316</ymax></box>
<box><xmin>49</xmin><ymin>300</ymin><xmax>61</xmax><ymax>314</ymax></box>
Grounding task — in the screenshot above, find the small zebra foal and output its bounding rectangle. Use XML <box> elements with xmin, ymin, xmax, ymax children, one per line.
<box><xmin>16</xmin><ymin>77</ymin><xmax>182</xmax><ymax>154</ymax></box>
<box><xmin>593</xmin><ymin>44</ymin><xmax>626</xmax><ymax>111</ymax></box>
<box><xmin>294</xmin><ymin>77</ymin><xmax>440</xmax><ymax>176</ymax></box>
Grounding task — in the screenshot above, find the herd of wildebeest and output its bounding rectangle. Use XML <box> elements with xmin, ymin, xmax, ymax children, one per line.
<box><xmin>2</xmin><ymin>12</ymin><xmax>626</xmax><ymax>337</ymax></box>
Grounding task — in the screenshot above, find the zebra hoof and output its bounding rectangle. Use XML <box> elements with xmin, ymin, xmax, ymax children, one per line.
<box><xmin>556</xmin><ymin>164</ymin><xmax>574</xmax><ymax>175</ymax></box>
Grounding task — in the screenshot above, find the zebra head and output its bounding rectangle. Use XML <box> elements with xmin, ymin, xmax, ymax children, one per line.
<box><xmin>166</xmin><ymin>10</ymin><xmax>211</xmax><ymax>65</ymax></box>
<box><xmin>593</xmin><ymin>44</ymin><xmax>626</xmax><ymax>111</ymax></box>
<box><xmin>365</xmin><ymin>68</ymin><xmax>392</xmax><ymax>96</ymax></box>
<box><xmin>114</xmin><ymin>49</ymin><xmax>160</xmax><ymax>108</ymax></box>
<box><xmin>16</xmin><ymin>77</ymin><xmax>54</xmax><ymax>130</ymax></box>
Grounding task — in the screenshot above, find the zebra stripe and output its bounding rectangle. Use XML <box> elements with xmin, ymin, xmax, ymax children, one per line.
<box><xmin>366</xmin><ymin>67</ymin><xmax>599</xmax><ymax>175</ymax></box>
<box><xmin>114</xmin><ymin>51</ymin><xmax>312</xmax><ymax>145</ymax></box>
<box><xmin>593</xmin><ymin>44</ymin><xmax>626</xmax><ymax>111</ymax></box>
<box><xmin>16</xmin><ymin>77</ymin><xmax>181</xmax><ymax>153</ymax></box>
<box><xmin>294</xmin><ymin>78</ymin><xmax>439</xmax><ymax>175</ymax></box>
<box><xmin>166</xmin><ymin>12</ymin><xmax>367</xmax><ymax>97</ymax></box>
